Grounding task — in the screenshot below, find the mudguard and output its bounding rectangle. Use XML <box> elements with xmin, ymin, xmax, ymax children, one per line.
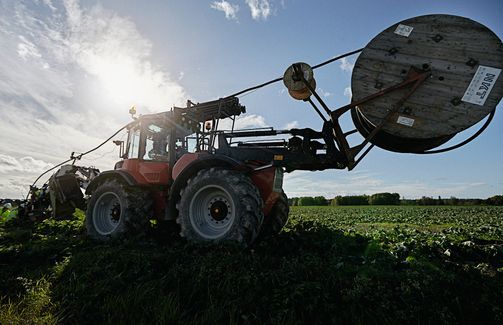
<box><xmin>85</xmin><ymin>170</ymin><xmax>138</xmax><ymax>195</ymax></box>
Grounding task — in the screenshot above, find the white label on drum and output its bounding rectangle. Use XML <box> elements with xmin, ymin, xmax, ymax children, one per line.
<box><xmin>394</xmin><ymin>24</ymin><xmax>413</xmax><ymax>37</ymax></box>
<box><xmin>397</xmin><ymin>116</ymin><xmax>415</xmax><ymax>127</ymax></box>
<box><xmin>462</xmin><ymin>66</ymin><xmax>501</xmax><ymax>106</ymax></box>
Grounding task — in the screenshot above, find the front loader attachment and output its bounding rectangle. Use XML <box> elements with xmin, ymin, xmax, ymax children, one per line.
<box><xmin>48</xmin><ymin>165</ymin><xmax>100</xmax><ymax>219</ymax></box>
<box><xmin>19</xmin><ymin>164</ymin><xmax>101</xmax><ymax>221</ymax></box>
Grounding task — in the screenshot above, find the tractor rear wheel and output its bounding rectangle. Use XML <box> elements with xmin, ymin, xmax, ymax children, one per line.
<box><xmin>86</xmin><ymin>179</ymin><xmax>151</xmax><ymax>240</ymax></box>
<box><xmin>261</xmin><ymin>190</ymin><xmax>290</xmax><ymax>237</ymax></box>
<box><xmin>176</xmin><ymin>168</ymin><xmax>264</xmax><ymax>246</ymax></box>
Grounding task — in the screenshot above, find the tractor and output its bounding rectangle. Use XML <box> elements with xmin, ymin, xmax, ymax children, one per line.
<box><xmin>84</xmin><ymin>96</ymin><xmax>337</xmax><ymax>245</ymax></box>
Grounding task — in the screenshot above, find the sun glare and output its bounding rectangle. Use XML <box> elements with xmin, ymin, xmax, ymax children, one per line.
<box><xmin>84</xmin><ymin>53</ymin><xmax>176</xmax><ymax>112</ymax></box>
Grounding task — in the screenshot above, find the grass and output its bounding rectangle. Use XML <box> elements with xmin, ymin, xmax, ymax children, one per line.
<box><xmin>0</xmin><ymin>206</ymin><xmax>502</xmax><ymax>324</ymax></box>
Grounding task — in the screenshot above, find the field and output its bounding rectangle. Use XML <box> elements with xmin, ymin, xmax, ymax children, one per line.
<box><xmin>1</xmin><ymin>206</ymin><xmax>502</xmax><ymax>324</ymax></box>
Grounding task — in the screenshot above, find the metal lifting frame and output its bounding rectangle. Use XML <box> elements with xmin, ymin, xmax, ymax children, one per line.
<box><xmin>291</xmin><ymin>63</ymin><xmax>431</xmax><ymax>170</ymax></box>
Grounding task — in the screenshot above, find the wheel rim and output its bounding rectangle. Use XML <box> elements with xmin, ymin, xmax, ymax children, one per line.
<box><xmin>92</xmin><ymin>191</ymin><xmax>122</xmax><ymax>236</ymax></box>
<box><xmin>189</xmin><ymin>185</ymin><xmax>236</xmax><ymax>239</ymax></box>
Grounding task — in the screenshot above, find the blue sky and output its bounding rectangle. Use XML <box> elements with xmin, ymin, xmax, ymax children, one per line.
<box><xmin>0</xmin><ymin>0</ymin><xmax>502</xmax><ymax>199</ymax></box>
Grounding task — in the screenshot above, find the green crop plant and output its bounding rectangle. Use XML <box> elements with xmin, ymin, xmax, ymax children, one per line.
<box><xmin>1</xmin><ymin>206</ymin><xmax>502</xmax><ymax>323</ymax></box>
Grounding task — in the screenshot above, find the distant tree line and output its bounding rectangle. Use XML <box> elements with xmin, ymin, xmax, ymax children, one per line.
<box><xmin>290</xmin><ymin>192</ymin><xmax>400</xmax><ymax>206</ymax></box>
<box><xmin>402</xmin><ymin>195</ymin><xmax>503</xmax><ymax>206</ymax></box>
<box><xmin>331</xmin><ymin>195</ymin><xmax>369</xmax><ymax>206</ymax></box>
<box><xmin>288</xmin><ymin>194</ymin><xmax>503</xmax><ymax>206</ymax></box>
<box><xmin>289</xmin><ymin>196</ymin><xmax>329</xmax><ymax>206</ymax></box>
<box><xmin>331</xmin><ymin>193</ymin><xmax>400</xmax><ymax>206</ymax></box>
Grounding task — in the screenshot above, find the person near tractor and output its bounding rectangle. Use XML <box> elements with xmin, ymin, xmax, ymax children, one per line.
<box><xmin>148</xmin><ymin>131</ymin><xmax>169</xmax><ymax>161</ymax></box>
<box><xmin>1</xmin><ymin>202</ymin><xmax>13</xmax><ymax>221</ymax></box>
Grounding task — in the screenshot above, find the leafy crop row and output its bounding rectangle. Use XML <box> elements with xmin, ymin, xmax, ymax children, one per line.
<box><xmin>1</xmin><ymin>206</ymin><xmax>502</xmax><ymax>324</ymax></box>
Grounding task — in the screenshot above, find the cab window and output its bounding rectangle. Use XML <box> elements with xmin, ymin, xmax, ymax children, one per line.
<box><xmin>127</xmin><ymin>128</ymin><xmax>140</xmax><ymax>159</ymax></box>
<box><xmin>144</xmin><ymin>123</ymin><xmax>170</xmax><ymax>161</ymax></box>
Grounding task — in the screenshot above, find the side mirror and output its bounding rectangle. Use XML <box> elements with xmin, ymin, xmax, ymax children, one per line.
<box><xmin>113</xmin><ymin>140</ymin><xmax>125</xmax><ymax>158</ymax></box>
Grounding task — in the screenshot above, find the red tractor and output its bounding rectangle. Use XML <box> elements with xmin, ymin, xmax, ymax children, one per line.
<box><xmin>84</xmin><ymin>97</ymin><xmax>301</xmax><ymax>245</ymax></box>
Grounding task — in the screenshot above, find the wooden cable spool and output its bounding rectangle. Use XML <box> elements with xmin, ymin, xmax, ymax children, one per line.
<box><xmin>350</xmin><ymin>14</ymin><xmax>503</xmax><ymax>153</ymax></box>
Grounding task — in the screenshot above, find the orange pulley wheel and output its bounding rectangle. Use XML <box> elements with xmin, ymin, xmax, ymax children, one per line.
<box><xmin>283</xmin><ymin>62</ymin><xmax>316</xmax><ymax>100</ymax></box>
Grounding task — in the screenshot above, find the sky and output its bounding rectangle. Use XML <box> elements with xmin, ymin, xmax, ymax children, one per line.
<box><xmin>0</xmin><ymin>0</ymin><xmax>502</xmax><ymax>199</ymax></box>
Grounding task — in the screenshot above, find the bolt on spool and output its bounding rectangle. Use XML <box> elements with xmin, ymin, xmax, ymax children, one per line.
<box><xmin>283</xmin><ymin>62</ymin><xmax>316</xmax><ymax>100</ymax></box>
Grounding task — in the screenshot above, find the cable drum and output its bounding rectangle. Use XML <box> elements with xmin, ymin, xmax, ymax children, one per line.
<box><xmin>351</xmin><ymin>106</ymin><xmax>456</xmax><ymax>153</ymax></box>
<box><xmin>350</xmin><ymin>14</ymin><xmax>503</xmax><ymax>153</ymax></box>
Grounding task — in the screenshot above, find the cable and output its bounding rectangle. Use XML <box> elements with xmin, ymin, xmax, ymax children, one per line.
<box><xmin>27</xmin><ymin>158</ymin><xmax>74</xmax><ymax>200</ymax></box>
<box><xmin>26</xmin><ymin>124</ymin><xmax>129</xmax><ymax>200</ymax></box>
<box><xmin>22</xmin><ymin>47</ymin><xmax>388</xmax><ymax>200</ymax></box>
<box><xmin>225</xmin><ymin>48</ymin><xmax>364</xmax><ymax>98</ymax></box>
<box><xmin>224</xmin><ymin>45</ymin><xmax>493</xmax><ymax>156</ymax></box>
<box><xmin>226</xmin><ymin>76</ymin><xmax>283</xmax><ymax>99</ymax></box>
<box><xmin>311</xmin><ymin>48</ymin><xmax>364</xmax><ymax>69</ymax></box>
<box><xmin>418</xmin><ymin>108</ymin><xmax>496</xmax><ymax>154</ymax></box>
<box><xmin>79</xmin><ymin>125</ymin><xmax>129</xmax><ymax>157</ymax></box>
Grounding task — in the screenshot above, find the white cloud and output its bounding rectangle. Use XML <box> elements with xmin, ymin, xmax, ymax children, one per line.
<box><xmin>283</xmin><ymin>121</ymin><xmax>299</xmax><ymax>129</ymax></box>
<box><xmin>284</xmin><ymin>170</ymin><xmax>381</xmax><ymax>198</ymax></box>
<box><xmin>343</xmin><ymin>86</ymin><xmax>352</xmax><ymax>98</ymax></box>
<box><xmin>0</xmin><ymin>0</ymin><xmax>186</xmax><ymax>198</ymax></box>
<box><xmin>317</xmin><ymin>87</ymin><xmax>332</xmax><ymax>98</ymax></box>
<box><xmin>339</xmin><ymin>57</ymin><xmax>354</xmax><ymax>73</ymax></box>
<box><xmin>376</xmin><ymin>181</ymin><xmax>488</xmax><ymax>200</ymax></box>
<box><xmin>235</xmin><ymin>114</ymin><xmax>268</xmax><ymax>129</ymax></box>
<box><xmin>0</xmin><ymin>177</ymin><xmax>34</xmax><ymax>199</ymax></box>
<box><xmin>283</xmin><ymin>170</ymin><xmax>490</xmax><ymax>199</ymax></box>
<box><xmin>41</xmin><ymin>0</ymin><xmax>58</xmax><ymax>12</ymax></box>
<box><xmin>219</xmin><ymin>114</ymin><xmax>268</xmax><ymax>130</ymax></box>
<box><xmin>210</xmin><ymin>1</ymin><xmax>239</xmax><ymax>21</ymax></box>
<box><xmin>62</xmin><ymin>0</ymin><xmax>186</xmax><ymax>111</ymax></box>
<box><xmin>0</xmin><ymin>154</ymin><xmax>53</xmax><ymax>174</ymax></box>
<box><xmin>17</xmin><ymin>36</ymin><xmax>42</xmax><ymax>60</ymax></box>
<box><xmin>245</xmin><ymin>0</ymin><xmax>271</xmax><ymax>20</ymax></box>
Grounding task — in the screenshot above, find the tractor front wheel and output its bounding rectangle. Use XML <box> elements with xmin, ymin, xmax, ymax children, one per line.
<box><xmin>86</xmin><ymin>179</ymin><xmax>151</xmax><ymax>240</ymax></box>
<box><xmin>177</xmin><ymin>168</ymin><xmax>264</xmax><ymax>246</ymax></box>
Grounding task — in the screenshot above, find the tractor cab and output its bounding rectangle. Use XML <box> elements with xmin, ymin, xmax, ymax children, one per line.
<box><xmin>110</xmin><ymin>97</ymin><xmax>246</xmax><ymax>188</ymax></box>
<box><xmin>114</xmin><ymin>111</ymin><xmax>195</xmax><ymax>186</ymax></box>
